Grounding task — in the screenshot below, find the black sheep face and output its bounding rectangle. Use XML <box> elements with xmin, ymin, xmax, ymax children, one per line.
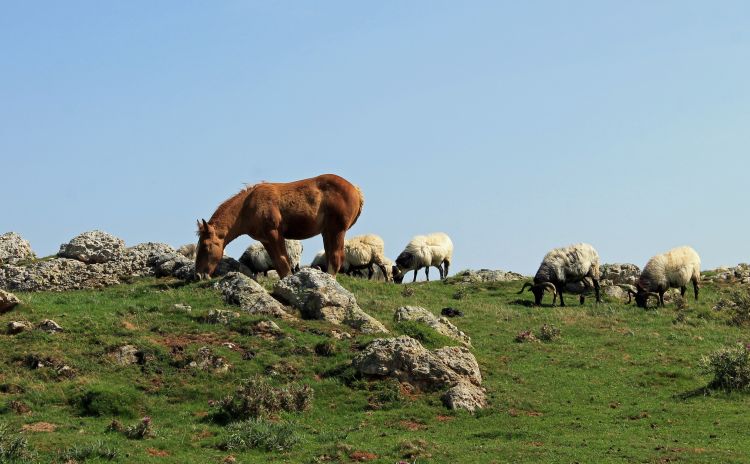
<box><xmin>392</xmin><ymin>265</ymin><xmax>404</xmax><ymax>284</ymax></box>
<box><xmin>532</xmin><ymin>286</ymin><xmax>544</xmax><ymax>305</ymax></box>
<box><xmin>634</xmin><ymin>291</ymin><xmax>648</xmax><ymax>308</ymax></box>
<box><xmin>395</xmin><ymin>251</ymin><xmax>414</xmax><ymax>270</ymax></box>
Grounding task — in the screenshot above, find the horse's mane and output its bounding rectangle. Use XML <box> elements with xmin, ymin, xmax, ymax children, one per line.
<box><xmin>204</xmin><ymin>183</ymin><xmax>263</xmax><ymax>229</ymax></box>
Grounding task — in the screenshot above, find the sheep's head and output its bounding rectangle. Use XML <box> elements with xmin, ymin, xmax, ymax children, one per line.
<box><xmin>633</xmin><ymin>283</ymin><xmax>659</xmax><ymax>308</ymax></box>
<box><xmin>195</xmin><ymin>219</ymin><xmax>224</xmax><ymax>280</ymax></box>
<box><xmin>392</xmin><ymin>265</ymin><xmax>404</xmax><ymax>284</ymax></box>
<box><xmin>395</xmin><ymin>251</ymin><xmax>414</xmax><ymax>270</ymax></box>
<box><xmin>518</xmin><ymin>281</ymin><xmax>557</xmax><ymax>305</ymax></box>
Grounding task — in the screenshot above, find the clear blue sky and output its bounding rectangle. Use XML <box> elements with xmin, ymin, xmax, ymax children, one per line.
<box><xmin>2</xmin><ymin>1</ymin><xmax>748</xmax><ymax>275</ymax></box>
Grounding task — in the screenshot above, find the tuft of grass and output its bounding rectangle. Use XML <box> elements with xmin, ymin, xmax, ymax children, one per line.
<box><xmin>399</xmin><ymin>438</ymin><xmax>432</xmax><ymax>459</ymax></box>
<box><xmin>314</xmin><ymin>340</ymin><xmax>338</xmax><ymax>357</ymax></box>
<box><xmin>210</xmin><ymin>376</ymin><xmax>313</xmax><ymax>423</ymax></box>
<box><xmin>393</xmin><ymin>321</ymin><xmax>457</xmax><ymax>349</ymax></box>
<box><xmin>0</xmin><ymin>423</ymin><xmax>33</xmax><ymax>463</ymax></box>
<box><xmin>537</xmin><ymin>324</ymin><xmax>561</xmax><ymax>342</ymax></box>
<box><xmin>700</xmin><ymin>343</ymin><xmax>750</xmax><ymax>391</ymax></box>
<box><xmin>714</xmin><ymin>289</ymin><xmax>750</xmax><ymax>327</ymax></box>
<box><xmin>364</xmin><ymin>379</ymin><xmax>404</xmax><ymax>411</ymax></box>
<box><xmin>220</xmin><ymin>417</ymin><xmax>303</xmax><ymax>452</ymax></box>
<box><xmin>108</xmin><ymin>416</ymin><xmax>156</xmax><ymax>440</ymax></box>
<box><xmin>71</xmin><ymin>383</ymin><xmax>142</xmax><ymax>418</ymax></box>
<box><xmin>56</xmin><ymin>440</ymin><xmax>118</xmax><ymax>462</ymax></box>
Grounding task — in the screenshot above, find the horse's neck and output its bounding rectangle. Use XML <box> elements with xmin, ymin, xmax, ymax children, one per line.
<box><xmin>210</xmin><ymin>190</ymin><xmax>251</xmax><ymax>246</ymax></box>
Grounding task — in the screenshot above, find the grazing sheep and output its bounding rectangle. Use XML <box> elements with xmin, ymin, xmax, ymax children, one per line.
<box><xmin>310</xmin><ymin>235</ymin><xmax>392</xmax><ymax>281</ymax></box>
<box><xmin>631</xmin><ymin>246</ymin><xmax>700</xmax><ymax>308</ymax></box>
<box><xmin>239</xmin><ymin>240</ymin><xmax>303</xmax><ymax>278</ymax></box>
<box><xmin>177</xmin><ymin>243</ymin><xmax>197</xmax><ymax>260</ymax></box>
<box><xmin>394</xmin><ymin>233</ymin><xmax>453</xmax><ymax>283</ymax></box>
<box><xmin>518</xmin><ymin>243</ymin><xmax>601</xmax><ymax>306</ymax></box>
<box><xmin>371</xmin><ymin>257</ymin><xmax>394</xmax><ymax>282</ymax></box>
<box><xmin>343</xmin><ymin>234</ymin><xmax>391</xmax><ymax>281</ymax></box>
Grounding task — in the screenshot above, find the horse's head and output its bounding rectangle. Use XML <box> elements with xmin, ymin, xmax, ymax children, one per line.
<box><xmin>195</xmin><ymin>219</ymin><xmax>224</xmax><ymax>280</ymax></box>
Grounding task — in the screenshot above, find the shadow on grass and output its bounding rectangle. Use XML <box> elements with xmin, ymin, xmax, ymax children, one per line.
<box><xmin>148</xmin><ymin>280</ymin><xmax>200</xmax><ymax>291</ymax></box>
<box><xmin>674</xmin><ymin>385</ymin><xmax>713</xmax><ymax>400</ymax></box>
<box><xmin>509</xmin><ymin>299</ymin><xmax>557</xmax><ymax>309</ymax></box>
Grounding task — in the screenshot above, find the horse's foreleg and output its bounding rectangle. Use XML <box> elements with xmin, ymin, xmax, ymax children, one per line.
<box><xmin>263</xmin><ymin>237</ymin><xmax>291</xmax><ymax>278</ymax></box>
<box><xmin>322</xmin><ymin>231</ymin><xmax>346</xmax><ymax>277</ymax></box>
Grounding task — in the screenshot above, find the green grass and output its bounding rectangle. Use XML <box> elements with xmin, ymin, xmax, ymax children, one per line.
<box><xmin>1</xmin><ymin>275</ymin><xmax>749</xmax><ymax>463</ymax></box>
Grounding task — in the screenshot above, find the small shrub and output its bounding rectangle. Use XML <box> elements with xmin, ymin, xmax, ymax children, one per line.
<box><xmin>714</xmin><ymin>289</ymin><xmax>750</xmax><ymax>327</ymax></box>
<box><xmin>673</xmin><ymin>294</ymin><xmax>687</xmax><ymax>310</ymax></box>
<box><xmin>538</xmin><ymin>324</ymin><xmax>561</xmax><ymax>342</ymax></box>
<box><xmin>366</xmin><ymin>379</ymin><xmax>403</xmax><ymax>410</ymax></box>
<box><xmin>108</xmin><ymin>417</ymin><xmax>156</xmax><ymax>440</ymax></box>
<box><xmin>220</xmin><ymin>418</ymin><xmax>302</xmax><ymax>452</ymax></box>
<box><xmin>700</xmin><ymin>343</ymin><xmax>750</xmax><ymax>391</ymax></box>
<box><xmin>0</xmin><ymin>423</ymin><xmax>32</xmax><ymax>462</ymax></box>
<box><xmin>210</xmin><ymin>376</ymin><xmax>313</xmax><ymax>423</ymax></box>
<box><xmin>71</xmin><ymin>383</ymin><xmax>141</xmax><ymax>418</ymax></box>
<box><xmin>57</xmin><ymin>440</ymin><xmax>118</xmax><ymax>462</ymax></box>
<box><xmin>401</xmin><ymin>286</ymin><xmax>415</xmax><ymax>297</ymax></box>
<box><xmin>452</xmin><ymin>288</ymin><xmax>467</xmax><ymax>300</ymax></box>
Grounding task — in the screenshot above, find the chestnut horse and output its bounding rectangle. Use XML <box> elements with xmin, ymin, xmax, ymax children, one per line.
<box><xmin>195</xmin><ymin>174</ymin><xmax>364</xmax><ymax>280</ymax></box>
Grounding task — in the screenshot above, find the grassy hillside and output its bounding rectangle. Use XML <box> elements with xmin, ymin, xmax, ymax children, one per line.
<box><xmin>1</xmin><ymin>275</ymin><xmax>749</xmax><ymax>463</ymax></box>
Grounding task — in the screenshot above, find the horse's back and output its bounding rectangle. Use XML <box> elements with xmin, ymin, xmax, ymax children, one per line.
<box><xmin>264</xmin><ymin>174</ymin><xmax>363</xmax><ymax>237</ymax></box>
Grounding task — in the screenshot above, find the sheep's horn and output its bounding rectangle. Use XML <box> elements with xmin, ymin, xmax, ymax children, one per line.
<box><xmin>539</xmin><ymin>282</ymin><xmax>557</xmax><ymax>295</ymax></box>
<box><xmin>517</xmin><ymin>282</ymin><xmax>533</xmax><ymax>294</ymax></box>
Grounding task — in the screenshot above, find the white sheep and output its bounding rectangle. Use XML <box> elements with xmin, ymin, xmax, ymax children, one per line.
<box><xmin>394</xmin><ymin>232</ymin><xmax>453</xmax><ymax>283</ymax></box>
<box><xmin>518</xmin><ymin>243</ymin><xmax>601</xmax><ymax>306</ymax></box>
<box><xmin>239</xmin><ymin>239</ymin><xmax>303</xmax><ymax>278</ymax></box>
<box><xmin>310</xmin><ymin>234</ymin><xmax>391</xmax><ymax>281</ymax></box>
<box><xmin>177</xmin><ymin>243</ymin><xmax>197</xmax><ymax>260</ymax></box>
<box><xmin>343</xmin><ymin>234</ymin><xmax>391</xmax><ymax>281</ymax></box>
<box><xmin>632</xmin><ymin>246</ymin><xmax>700</xmax><ymax>307</ymax></box>
<box><xmin>371</xmin><ymin>257</ymin><xmax>395</xmax><ymax>282</ymax></box>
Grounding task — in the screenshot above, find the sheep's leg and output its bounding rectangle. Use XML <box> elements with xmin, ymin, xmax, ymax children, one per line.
<box><xmin>593</xmin><ymin>279</ymin><xmax>601</xmax><ymax>303</ymax></box>
<box><xmin>412</xmin><ymin>269</ymin><xmax>418</xmax><ymax>282</ymax></box>
<box><xmin>367</xmin><ymin>264</ymin><xmax>375</xmax><ymax>280</ymax></box>
<box><xmin>693</xmin><ymin>279</ymin><xmax>700</xmax><ymax>300</ymax></box>
<box><xmin>425</xmin><ymin>266</ymin><xmax>430</xmax><ymax>281</ymax></box>
<box><xmin>436</xmin><ymin>265</ymin><xmax>444</xmax><ymax>279</ymax></box>
<box><xmin>680</xmin><ymin>286</ymin><xmax>687</xmax><ymax>297</ymax></box>
<box><xmin>659</xmin><ymin>291</ymin><xmax>665</xmax><ymax>307</ymax></box>
<box><xmin>443</xmin><ymin>259</ymin><xmax>450</xmax><ymax>279</ymax></box>
<box><xmin>263</xmin><ymin>271</ymin><xmax>268</xmax><ymax>277</ymax></box>
<box><xmin>579</xmin><ymin>294</ymin><xmax>585</xmax><ymax>305</ymax></box>
<box><xmin>558</xmin><ymin>286</ymin><xmax>566</xmax><ymax>307</ymax></box>
<box><xmin>375</xmin><ymin>262</ymin><xmax>389</xmax><ymax>281</ymax></box>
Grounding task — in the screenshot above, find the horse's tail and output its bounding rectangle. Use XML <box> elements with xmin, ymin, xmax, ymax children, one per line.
<box><xmin>350</xmin><ymin>184</ymin><xmax>365</xmax><ymax>229</ymax></box>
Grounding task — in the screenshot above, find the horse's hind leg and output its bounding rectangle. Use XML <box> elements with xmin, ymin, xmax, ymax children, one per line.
<box><xmin>322</xmin><ymin>230</ymin><xmax>345</xmax><ymax>276</ymax></box>
<box><xmin>263</xmin><ymin>235</ymin><xmax>291</xmax><ymax>278</ymax></box>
